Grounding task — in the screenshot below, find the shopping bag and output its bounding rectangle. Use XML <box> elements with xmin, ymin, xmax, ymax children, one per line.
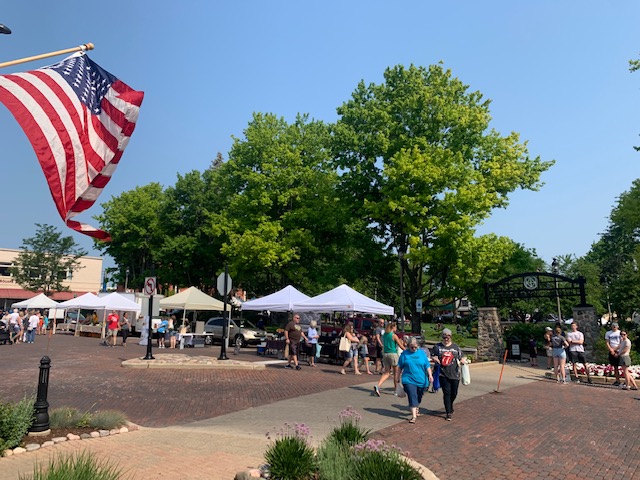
<box><xmin>396</xmin><ymin>383</ymin><xmax>406</xmax><ymax>398</ymax></box>
<box><xmin>461</xmin><ymin>362</ymin><xmax>471</xmax><ymax>386</ymax></box>
<box><xmin>338</xmin><ymin>336</ymin><xmax>351</xmax><ymax>352</ymax></box>
<box><xmin>432</xmin><ymin>364</ymin><xmax>440</xmax><ymax>392</ymax></box>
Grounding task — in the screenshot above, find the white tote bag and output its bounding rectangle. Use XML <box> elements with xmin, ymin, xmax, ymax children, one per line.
<box><xmin>461</xmin><ymin>362</ymin><xmax>471</xmax><ymax>386</ymax></box>
<box><xmin>338</xmin><ymin>336</ymin><xmax>351</xmax><ymax>352</ymax></box>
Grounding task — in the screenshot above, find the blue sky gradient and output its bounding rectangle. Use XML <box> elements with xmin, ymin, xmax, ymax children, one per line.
<box><xmin>1</xmin><ymin>1</ymin><xmax>639</xmax><ymax>271</ymax></box>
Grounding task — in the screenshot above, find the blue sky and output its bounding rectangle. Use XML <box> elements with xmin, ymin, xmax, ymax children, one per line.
<box><xmin>1</xmin><ymin>1</ymin><xmax>639</xmax><ymax>273</ymax></box>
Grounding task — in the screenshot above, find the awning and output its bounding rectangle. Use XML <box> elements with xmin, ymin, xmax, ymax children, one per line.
<box><xmin>0</xmin><ymin>288</ymin><xmax>90</xmax><ymax>301</ymax></box>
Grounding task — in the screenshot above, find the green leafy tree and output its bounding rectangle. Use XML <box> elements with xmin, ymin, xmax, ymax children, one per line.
<box><xmin>587</xmin><ymin>179</ymin><xmax>640</xmax><ymax>319</ymax></box>
<box><xmin>207</xmin><ymin>113</ymin><xmax>396</xmax><ymax>298</ymax></box>
<box><xmin>10</xmin><ymin>224</ymin><xmax>87</xmax><ymax>295</ymax></box>
<box><xmin>332</xmin><ymin>64</ymin><xmax>554</xmax><ymax>332</ymax></box>
<box><xmin>94</xmin><ymin>184</ymin><xmax>166</xmax><ymax>291</ymax></box>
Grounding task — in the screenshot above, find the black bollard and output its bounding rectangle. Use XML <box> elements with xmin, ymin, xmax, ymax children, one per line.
<box><xmin>29</xmin><ymin>356</ymin><xmax>51</xmax><ymax>434</ymax></box>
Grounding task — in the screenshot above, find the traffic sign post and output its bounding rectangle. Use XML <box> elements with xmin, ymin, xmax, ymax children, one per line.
<box><xmin>143</xmin><ymin>277</ymin><xmax>156</xmax><ymax>360</ymax></box>
<box><xmin>218</xmin><ymin>266</ymin><xmax>231</xmax><ymax>360</ymax></box>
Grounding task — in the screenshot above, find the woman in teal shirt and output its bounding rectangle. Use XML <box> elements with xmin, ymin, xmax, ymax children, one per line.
<box><xmin>398</xmin><ymin>337</ymin><xmax>433</xmax><ymax>423</ymax></box>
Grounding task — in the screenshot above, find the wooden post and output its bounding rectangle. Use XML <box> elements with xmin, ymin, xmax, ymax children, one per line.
<box><xmin>0</xmin><ymin>43</ymin><xmax>94</xmax><ymax>69</ymax></box>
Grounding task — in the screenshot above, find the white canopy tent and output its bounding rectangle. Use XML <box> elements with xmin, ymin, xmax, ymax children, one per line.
<box><xmin>12</xmin><ymin>293</ymin><xmax>59</xmax><ymax>309</ymax></box>
<box><xmin>292</xmin><ymin>284</ymin><xmax>394</xmax><ymax>315</ymax></box>
<box><xmin>241</xmin><ymin>285</ymin><xmax>310</xmax><ymax>312</ymax></box>
<box><xmin>57</xmin><ymin>292</ymin><xmax>103</xmax><ymax>309</ymax></box>
<box><xmin>97</xmin><ymin>292</ymin><xmax>141</xmax><ymax>313</ymax></box>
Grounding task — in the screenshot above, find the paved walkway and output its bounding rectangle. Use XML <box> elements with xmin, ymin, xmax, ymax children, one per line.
<box><xmin>1</xmin><ymin>334</ymin><xmax>639</xmax><ymax>479</ymax></box>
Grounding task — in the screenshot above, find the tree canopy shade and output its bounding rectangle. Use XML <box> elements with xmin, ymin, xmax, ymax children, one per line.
<box><xmin>10</xmin><ymin>223</ymin><xmax>87</xmax><ymax>295</ymax></box>
<box><xmin>331</xmin><ymin>64</ymin><xmax>554</xmax><ymax>332</ymax></box>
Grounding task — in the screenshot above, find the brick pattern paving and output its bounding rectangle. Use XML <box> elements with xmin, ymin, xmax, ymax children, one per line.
<box><xmin>374</xmin><ymin>380</ymin><xmax>640</xmax><ymax>480</ymax></box>
<box><xmin>0</xmin><ymin>334</ymin><xmax>374</xmax><ymax>427</ymax></box>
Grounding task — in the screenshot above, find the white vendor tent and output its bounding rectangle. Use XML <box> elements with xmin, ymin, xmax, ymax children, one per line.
<box><xmin>97</xmin><ymin>292</ymin><xmax>141</xmax><ymax>312</ymax></box>
<box><xmin>12</xmin><ymin>293</ymin><xmax>59</xmax><ymax>309</ymax></box>
<box><xmin>57</xmin><ymin>292</ymin><xmax>103</xmax><ymax>309</ymax></box>
<box><xmin>159</xmin><ymin>286</ymin><xmax>226</xmax><ymax>311</ymax></box>
<box><xmin>241</xmin><ymin>285</ymin><xmax>310</xmax><ymax>312</ymax></box>
<box><xmin>292</xmin><ymin>284</ymin><xmax>394</xmax><ymax>315</ymax></box>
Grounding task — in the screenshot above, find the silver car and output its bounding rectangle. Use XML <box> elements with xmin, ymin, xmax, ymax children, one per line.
<box><xmin>203</xmin><ymin>317</ymin><xmax>268</xmax><ymax>348</ymax></box>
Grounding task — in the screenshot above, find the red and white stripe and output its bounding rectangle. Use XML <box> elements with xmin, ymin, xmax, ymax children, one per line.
<box><xmin>0</xmin><ymin>54</ymin><xmax>143</xmax><ymax>241</ymax></box>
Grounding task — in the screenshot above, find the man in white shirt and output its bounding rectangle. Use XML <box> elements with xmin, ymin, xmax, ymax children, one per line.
<box><xmin>605</xmin><ymin>322</ymin><xmax>622</xmax><ymax>386</ymax></box>
<box><xmin>27</xmin><ymin>310</ymin><xmax>39</xmax><ymax>343</ymax></box>
<box><xmin>566</xmin><ymin>321</ymin><xmax>591</xmax><ymax>384</ymax></box>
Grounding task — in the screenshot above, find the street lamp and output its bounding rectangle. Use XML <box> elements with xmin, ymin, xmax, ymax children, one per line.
<box><xmin>0</xmin><ymin>24</ymin><xmax>11</xmax><ymax>35</ymax></box>
<box><xmin>125</xmin><ymin>267</ymin><xmax>130</xmax><ymax>292</ymax></box>
<box><xmin>551</xmin><ymin>258</ymin><xmax>562</xmax><ymax>323</ymax></box>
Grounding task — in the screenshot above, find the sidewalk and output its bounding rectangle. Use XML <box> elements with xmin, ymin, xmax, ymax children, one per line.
<box><xmin>0</xmin><ymin>360</ymin><xmax>542</xmax><ymax>480</ymax></box>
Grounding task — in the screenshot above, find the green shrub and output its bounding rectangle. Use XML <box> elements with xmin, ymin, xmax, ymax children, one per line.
<box><xmin>354</xmin><ymin>449</ymin><xmax>422</xmax><ymax>480</ymax></box>
<box><xmin>19</xmin><ymin>451</ymin><xmax>128</xmax><ymax>480</ymax></box>
<box><xmin>49</xmin><ymin>407</ymin><xmax>83</xmax><ymax>429</ymax></box>
<box><xmin>0</xmin><ymin>396</ymin><xmax>35</xmax><ymax>452</ymax></box>
<box><xmin>264</xmin><ymin>436</ymin><xmax>316</xmax><ymax>480</ymax></box>
<box><xmin>326</xmin><ymin>406</ymin><xmax>371</xmax><ymax>447</ymax></box>
<box><xmin>88</xmin><ymin>410</ymin><xmax>127</xmax><ymax>430</ymax></box>
<box><xmin>316</xmin><ymin>437</ymin><xmax>353</xmax><ymax>480</ymax></box>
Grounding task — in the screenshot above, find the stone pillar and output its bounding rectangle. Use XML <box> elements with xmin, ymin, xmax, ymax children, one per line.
<box><xmin>477</xmin><ymin>307</ymin><xmax>503</xmax><ymax>361</ymax></box>
<box><xmin>572</xmin><ymin>306</ymin><xmax>599</xmax><ymax>361</ymax></box>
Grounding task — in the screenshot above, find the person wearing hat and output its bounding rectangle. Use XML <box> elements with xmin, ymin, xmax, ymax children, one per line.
<box><xmin>431</xmin><ymin>328</ymin><xmax>466</xmax><ymax>421</ymax></box>
<box><xmin>543</xmin><ymin>326</ymin><xmax>553</xmax><ymax>370</ymax></box>
<box><xmin>605</xmin><ymin>322</ymin><xmax>622</xmax><ymax>386</ymax></box>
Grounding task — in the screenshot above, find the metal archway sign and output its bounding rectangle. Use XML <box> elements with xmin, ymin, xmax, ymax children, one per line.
<box><xmin>483</xmin><ymin>272</ymin><xmax>588</xmax><ymax>307</ymax></box>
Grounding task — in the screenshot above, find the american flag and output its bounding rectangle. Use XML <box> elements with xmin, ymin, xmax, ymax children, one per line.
<box><xmin>0</xmin><ymin>52</ymin><xmax>144</xmax><ymax>241</ymax></box>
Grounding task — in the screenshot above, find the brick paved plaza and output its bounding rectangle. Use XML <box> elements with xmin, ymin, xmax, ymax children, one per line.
<box><xmin>1</xmin><ymin>333</ymin><xmax>638</xmax><ymax>479</ymax></box>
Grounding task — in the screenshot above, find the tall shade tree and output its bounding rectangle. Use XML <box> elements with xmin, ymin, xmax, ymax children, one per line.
<box><xmin>588</xmin><ymin>179</ymin><xmax>640</xmax><ymax>318</ymax></box>
<box><xmin>10</xmin><ymin>223</ymin><xmax>87</xmax><ymax>295</ymax></box>
<box><xmin>94</xmin><ymin>183</ymin><xmax>166</xmax><ymax>291</ymax></box>
<box><xmin>332</xmin><ymin>64</ymin><xmax>554</xmax><ymax>332</ymax></box>
<box><xmin>207</xmin><ymin>113</ymin><xmax>396</xmax><ymax>298</ymax></box>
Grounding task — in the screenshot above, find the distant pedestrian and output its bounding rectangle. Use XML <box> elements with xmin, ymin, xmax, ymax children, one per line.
<box><xmin>373</xmin><ymin>318</ymin><xmax>385</xmax><ymax>374</ymax></box>
<box><xmin>284</xmin><ymin>313</ymin><xmax>308</xmax><ymax>370</ymax></box>
<box><xmin>119</xmin><ymin>313</ymin><xmax>131</xmax><ymax>347</ymax></box>
<box><xmin>431</xmin><ymin>328</ymin><xmax>466</xmax><ymax>421</ymax></box>
<box><xmin>27</xmin><ymin>310</ymin><xmax>39</xmax><ymax>343</ymax></box>
<box><xmin>168</xmin><ymin>315</ymin><xmax>177</xmax><ymax>349</ymax></box>
<box><xmin>374</xmin><ymin>322</ymin><xmax>405</xmax><ymax>396</ymax></box>
<box><xmin>156</xmin><ymin>316</ymin><xmax>168</xmax><ymax>348</ymax></box>
<box><xmin>551</xmin><ymin>326</ymin><xmax>569</xmax><ymax>384</ymax></box>
<box><xmin>605</xmin><ymin>322</ymin><xmax>622</xmax><ymax>386</ymax></box>
<box><xmin>566</xmin><ymin>321</ymin><xmax>591</xmax><ymax>384</ymax></box>
<box><xmin>544</xmin><ymin>327</ymin><xmax>553</xmax><ymax>369</ymax></box>
<box><xmin>340</xmin><ymin>324</ymin><xmax>361</xmax><ymax>375</ymax></box>
<box><xmin>616</xmin><ymin>331</ymin><xmax>638</xmax><ymax>390</ymax></box>
<box><xmin>528</xmin><ymin>336</ymin><xmax>538</xmax><ymax>367</ymax></box>
<box><xmin>306</xmin><ymin>320</ymin><xmax>319</xmax><ymax>367</ymax></box>
<box><xmin>106</xmin><ymin>310</ymin><xmax>119</xmax><ymax>347</ymax></box>
<box><xmin>398</xmin><ymin>337</ymin><xmax>433</xmax><ymax>423</ymax></box>
<box><xmin>358</xmin><ymin>335</ymin><xmax>373</xmax><ymax>374</ymax></box>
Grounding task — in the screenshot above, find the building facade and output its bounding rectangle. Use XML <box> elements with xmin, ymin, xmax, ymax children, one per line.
<box><xmin>0</xmin><ymin>248</ymin><xmax>102</xmax><ymax>310</ymax></box>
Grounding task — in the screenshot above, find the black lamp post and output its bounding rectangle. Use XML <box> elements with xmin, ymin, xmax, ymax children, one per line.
<box><xmin>125</xmin><ymin>267</ymin><xmax>130</xmax><ymax>292</ymax></box>
<box><xmin>0</xmin><ymin>24</ymin><xmax>11</xmax><ymax>35</ymax></box>
<box><xmin>551</xmin><ymin>258</ymin><xmax>562</xmax><ymax>322</ymax></box>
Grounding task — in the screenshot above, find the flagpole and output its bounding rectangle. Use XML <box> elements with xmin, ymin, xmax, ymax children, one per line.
<box><xmin>0</xmin><ymin>42</ymin><xmax>94</xmax><ymax>69</ymax></box>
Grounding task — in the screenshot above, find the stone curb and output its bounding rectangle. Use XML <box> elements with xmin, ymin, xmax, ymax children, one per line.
<box><xmin>121</xmin><ymin>355</ymin><xmax>266</xmax><ymax>370</ymax></box>
<box><xmin>1</xmin><ymin>423</ymin><xmax>138</xmax><ymax>458</ymax></box>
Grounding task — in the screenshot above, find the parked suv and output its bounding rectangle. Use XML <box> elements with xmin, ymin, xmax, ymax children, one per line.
<box><xmin>203</xmin><ymin>317</ymin><xmax>268</xmax><ymax>348</ymax></box>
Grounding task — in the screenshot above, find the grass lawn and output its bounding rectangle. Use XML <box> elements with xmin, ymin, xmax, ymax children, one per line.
<box><xmin>404</xmin><ymin>322</ymin><xmax>479</xmax><ymax>348</ymax></box>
